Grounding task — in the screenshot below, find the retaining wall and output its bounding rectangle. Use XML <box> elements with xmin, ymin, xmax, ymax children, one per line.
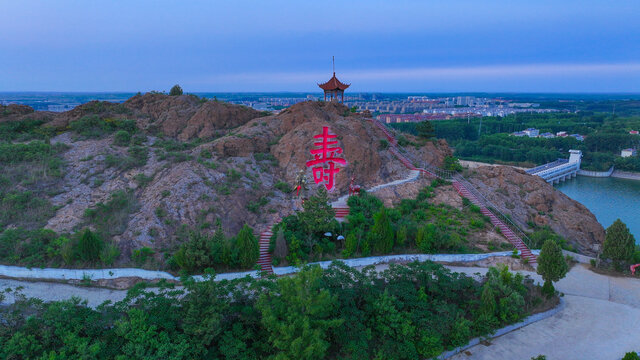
<box><xmin>577</xmin><ymin>166</ymin><xmax>615</xmax><ymax>177</ymax></box>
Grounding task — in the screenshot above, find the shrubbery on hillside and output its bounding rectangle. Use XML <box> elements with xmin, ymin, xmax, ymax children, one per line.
<box><xmin>271</xmin><ymin>182</ymin><xmax>492</xmax><ymax>266</ymax></box>
<box><xmin>69</xmin><ymin>115</ymin><xmax>136</xmax><ymax>139</ymax></box>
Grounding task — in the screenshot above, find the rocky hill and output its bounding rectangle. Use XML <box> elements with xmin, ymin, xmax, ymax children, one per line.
<box><xmin>0</xmin><ymin>93</ymin><xmax>605</xmax><ymax>266</ymax></box>
<box><xmin>468</xmin><ymin>165</ymin><xmax>605</xmax><ymax>255</ymax></box>
<box><xmin>1</xmin><ymin>95</ymin><xmax>452</xmax><ymax>264</ymax></box>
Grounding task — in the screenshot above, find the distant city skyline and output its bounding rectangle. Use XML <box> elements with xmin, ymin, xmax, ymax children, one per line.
<box><xmin>1</xmin><ymin>1</ymin><xmax>639</xmax><ymax>92</ymax></box>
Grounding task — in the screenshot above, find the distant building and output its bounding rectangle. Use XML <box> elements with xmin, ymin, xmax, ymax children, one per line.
<box><xmin>512</xmin><ymin>131</ymin><xmax>527</xmax><ymax>137</ymax></box>
<box><xmin>621</xmin><ymin>148</ymin><xmax>637</xmax><ymax>157</ymax></box>
<box><xmin>540</xmin><ymin>132</ymin><xmax>555</xmax><ymax>139</ymax></box>
<box><xmin>556</xmin><ymin>131</ymin><xmax>568</xmax><ymax>137</ymax></box>
<box><xmin>523</xmin><ymin>128</ymin><xmax>539</xmax><ymax>137</ymax></box>
<box><xmin>569</xmin><ymin>134</ymin><xmax>584</xmax><ymax>141</ymax></box>
<box><xmin>630</xmin><ymin>130</ymin><xmax>639</xmax><ymax>135</ymax></box>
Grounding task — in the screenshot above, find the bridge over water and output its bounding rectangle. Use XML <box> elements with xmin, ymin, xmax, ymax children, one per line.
<box><xmin>526</xmin><ymin>150</ymin><xmax>582</xmax><ymax>183</ymax></box>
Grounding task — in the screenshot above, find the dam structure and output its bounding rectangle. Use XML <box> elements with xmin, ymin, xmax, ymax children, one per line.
<box><xmin>526</xmin><ymin>150</ymin><xmax>582</xmax><ymax>183</ymax></box>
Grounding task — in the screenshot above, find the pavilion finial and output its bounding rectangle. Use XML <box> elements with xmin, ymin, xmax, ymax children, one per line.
<box><xmin>332</xmin><ymin>56</ymin><xmax>335</xmax><ymax>75</ymax></box>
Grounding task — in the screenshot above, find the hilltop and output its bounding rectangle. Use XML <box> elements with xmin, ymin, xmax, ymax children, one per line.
<box><xmin>0</xmin><ymin>94</ymin><xmax>604</xmax><ymax>269</ymax></box>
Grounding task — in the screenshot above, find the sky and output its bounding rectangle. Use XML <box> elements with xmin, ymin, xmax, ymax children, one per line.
<box><xmin>1</xmin><ymin>0</ymin><xmax>639</xmax><ymax>93</ymax></box>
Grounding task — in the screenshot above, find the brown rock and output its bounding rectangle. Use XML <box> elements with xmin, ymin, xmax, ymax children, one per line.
<box><xmin>468</xmin><ymin>165</ymin><xmax>605</xmax><ymax>255</ymax></box>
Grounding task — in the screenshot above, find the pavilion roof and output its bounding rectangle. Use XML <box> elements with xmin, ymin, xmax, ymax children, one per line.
<box><xmin>318</xmin><ymin>73</ymin><xmax>350</xmax><ymax>91</ymax></box>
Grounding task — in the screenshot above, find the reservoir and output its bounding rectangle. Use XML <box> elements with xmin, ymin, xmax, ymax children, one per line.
<box><xmin>555</xmin><ymin>176</ymin><xmax>640</xmax><ymax>243</ymax></box>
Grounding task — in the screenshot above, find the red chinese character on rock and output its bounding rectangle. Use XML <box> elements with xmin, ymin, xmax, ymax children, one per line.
<box><xmin>305</xmin><ymin>126</ymin><xmax>346</xmax><ymax>191</ymax></box>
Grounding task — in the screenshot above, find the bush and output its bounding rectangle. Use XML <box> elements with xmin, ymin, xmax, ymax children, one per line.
<box><xmin>274</xmin><ymin>181</ymin><xmax>292</xmax><ymax>193</ymax></box>
<box><xmin>443</xmin><ymin>156</ymin><xmax>463</xmax><ymax>172</ymax></box>
<box><xmin>132</xmin><ymin>247</ymin><xmax>154</xmax><ymax>266</ymax></box>
<box><xmin>76</xmin><ymin>229</ymin><xmax>103</xmax><ymax>263</ymax></box>
<box><xmin>370</xmin><ymin>208</ymin><xmax>394</xmax><ymax>254</ymax></box>
<box><xmin>113</xmin><ymin>130</ymin><xmax>131</xmax><ymax>146</ymax></box>
<box><xmin>0</xmin><ymin>191</ymin><xmax>56</xmax><ymax>230</ymax></box>
<box><xmin>169</xmin><ymin>84</ymin><xmax>183</xmax><ymax>96</ymax></box>
<box><xmin>83</xmin><ymin>190</ymin><xmax>139</xmax><ymax>237</ymax></box>
<box><xmin>69</xmin><ymin>115</ymin><xmax>136</xmax><ymax>139</ymax></box>
<box><xmin>623</xmin><ymin>352</ymin><xmax>640</xmax><ymax>360</ymax></box>
<box><xmin>236</xmin><ymin>224</ymin><xmax>259</xmax><ymax>268</ymax></box>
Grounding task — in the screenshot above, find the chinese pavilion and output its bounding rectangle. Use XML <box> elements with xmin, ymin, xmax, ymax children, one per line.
<box><xmin>318</xmin><ymin>57</ymin><xmax>350</xmax><ymax>103</ymax></box>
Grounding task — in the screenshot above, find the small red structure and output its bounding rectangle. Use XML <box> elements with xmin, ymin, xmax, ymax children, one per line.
<box><xmin>631</xmin><ymin>264</ymin><xmax>640</xmax><ymax>275</ymax></box>
<box><xmin>318</xmin><ymin>57</ymin><xmax>350</xmax><ymax>103</ymax></box>
<box><xmin>306</xmin><ymin>126</ymin><xmax>346</xmax><ymax>191</ymax></box>
<box><xmin>348</xmin><ymin>176</ymin><xmax>361</xmax><ymax>196</ymax></box>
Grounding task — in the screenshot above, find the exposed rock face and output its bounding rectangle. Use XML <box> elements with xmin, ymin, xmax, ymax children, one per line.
<box><xmin>467</xmin><ymin>165</ymin><xmax>605</xmax><ymax>255</ymax></box>
<box><xmin>208</xmin><ymin>101</ymin><xmax>450</xmax><ymax>196</ymax></box>
<box><xmin>43</xmin><ymin>93</ymin><xmax>264</xmax><ymax>140</ymax></box>
<box><xmin>123</xmin><ymin>93</ymin><xmax>264</xmax><ymax>140</ymax></box>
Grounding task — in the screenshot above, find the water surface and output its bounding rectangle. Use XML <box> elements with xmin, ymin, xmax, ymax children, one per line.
<box><xmin>556</xmin><ymin>176</ymin><xmax>640</xmax><ymax>242</ymax></box>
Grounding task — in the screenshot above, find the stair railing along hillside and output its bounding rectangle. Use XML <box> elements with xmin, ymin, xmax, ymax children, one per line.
<box><xmin>374</xmin><ymin>119</ymin><xmax>535</xmax><ymax>251</ymax></box>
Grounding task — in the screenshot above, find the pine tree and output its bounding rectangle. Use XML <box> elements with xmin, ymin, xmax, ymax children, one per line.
<box><xmin>343</xmin><ymin>232</ymin><xmax>358</xmax><ymax>258</ymax></box>
<box><xmin>416</xmin><ymin>120</ymin><xmax>435</xmax><ymax>139</ymax></box>
<box><xmin>396</xmin><ymin>225</ymin><xmax>407</xmax><ymax>247</ymax></box>
<box><xmin>602</xmin><ymin>219</ymin><xmax>635</xmax><ymax>264</ymax></box>
<box><xmin>236</xmin><ymin>224</ymin><xmax>259</xmax><ymax>269</ymax></box>
<box><xmin>298</xmin><ymin>187</ymin><xmax>336</xmax><ymax>237</ymax></box>
<box><xmin>77</xmin><ymin>228</ymin><xmax>103</xmax><ymax>263</ymax></box>
<box><xmin>274</xmin><ymin>227</ymin><xmax>288</xmax><ymax>261</ymax></box>
<box><xmin>536</xmin><ymin>240</ymin><xmax>568</xmax><ymax>297</ymax></box>
<box><xmin>370</xmin><ymin>208</ymin><xmax>394</xmax><ymax>254</ymax></box>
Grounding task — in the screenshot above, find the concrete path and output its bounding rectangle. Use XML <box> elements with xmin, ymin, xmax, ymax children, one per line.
<box><xmin>0</xmin><ymin>278</ymin><xmax>129</xmax><ymax>308</ymax></box>
<box><xmin>448</xmin><ymin>264</ymin><xmax>640</xmax><ymax>360</ymax></box>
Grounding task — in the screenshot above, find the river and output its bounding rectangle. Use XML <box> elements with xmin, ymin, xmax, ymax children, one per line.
<box><xmin>555</xmin><ymin>176</ymin><xmax>640</xmax><ymax>243</ymax></box>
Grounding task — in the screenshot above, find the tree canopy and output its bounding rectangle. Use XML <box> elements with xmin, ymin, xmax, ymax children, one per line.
<box><xmin>602</xmin><ymin>219</ymin><xmax>636</xmax><ymax>263</ymax></box>
<box><xmin>536</xmin><ymin>239</ymin><xmax>568</xmax><ymax>296</ymax></box>
<box><xmin>169</xmin><ymin>84</ymin><xmax>183</xmax><ymax>96</ymax></box>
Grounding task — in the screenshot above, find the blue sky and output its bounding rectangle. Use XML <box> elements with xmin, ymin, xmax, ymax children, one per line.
<box><xmin>1</xmin><ymin>0</ymin><xmax>639</xmax><ymax>92</ymax></box>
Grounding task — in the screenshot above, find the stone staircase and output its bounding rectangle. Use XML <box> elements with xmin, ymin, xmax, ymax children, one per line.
<box><xmin>372</xmin><ymin>119</ymin><xmax>537</xmax><ymax>264</ymax></box>
<box><xmin>256</xmin><ymin>227</ymin><xmax>275</xmax><ymax>274</ymax></box>
<box><xmin>333</xmin><ymin>206</ymin><xmax>350</xmax><ymax>219</ymax></box>
<box><xmin>452</xmin><ymin>182</ymin><xmax>537</xmax><ymax>264</ymax></box>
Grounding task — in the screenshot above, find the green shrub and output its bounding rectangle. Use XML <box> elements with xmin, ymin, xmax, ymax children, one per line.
<box><xmin>0</xmin><ymin>191</ymin><xmax>55</xmax><ymax>229</ymax></box>
<box><xmin>622</xmin><ymin>352</ymin><xmax>640</xmax><ymax>360</ymax></box>
<box><xmin>274</xmin><ymin>181</ymin><xmax>292</xmax><ymax>193</ymax></box>
<box><xmin>200</xmin><ymin>149</ymin><xmax>213</xmax><ymax>159</ymax></box>
<box><xmin>113</xmin><ymin>130</ymin><xmax>131</xmax><ymax>146</ymax></box>
<box><xmin>132</xmin><ymin>247</ymin><xmax>154</xmax><ymax>266</ymax></box>
<box><xmin>76</xmin><ymin>229</ymin><xmax>103</xmax><ymax>263</ymax></box>
<box><xmin>236</xmin><ymin>224</ymin><xmax>259</xmax><ymax>268</ymax></box>
<box><xmin>133</xmin><ymin>173</ymin><xmax>153</xmax><ymax>187</ymax></box>
<box><xmin>69</xmin><ymin>115</ymin><xmax>136</xmax><ymax>139</ymax></box>
<box><xmin>169</xmin><ymin>84</ymin><xmax>183</xmax><ymax>96</ymax></box>
<box><xmin>84</xmin><ymin>190</ymin><xmax>138</xmax><ymax>237</ymax></box>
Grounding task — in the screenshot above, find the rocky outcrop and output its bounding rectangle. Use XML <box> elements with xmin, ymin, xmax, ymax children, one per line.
<box><xmin>467</xmin><ymin>165</ymin><xmax>605</xmax><ymax>255</ymax></box>
<box><xmin>1</xmin><ymin>104</ymin><xmax>34</xmax><ymax>117</ymax></box>
<box><xmin>208</xmin><ymin>101</ymin><xmax>450</xmax><ymax>196</ymax></box>
<box><xmin>40</xmin><ymin>93</ymin><xmax>264</xmax><ymax>140</ymax></box>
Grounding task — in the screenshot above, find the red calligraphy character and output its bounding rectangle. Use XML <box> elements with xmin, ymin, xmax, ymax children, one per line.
<box><xmin>305</xmin><ymin>126</ymin><xmax>346</xmax><ymax>191</ymax></box>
